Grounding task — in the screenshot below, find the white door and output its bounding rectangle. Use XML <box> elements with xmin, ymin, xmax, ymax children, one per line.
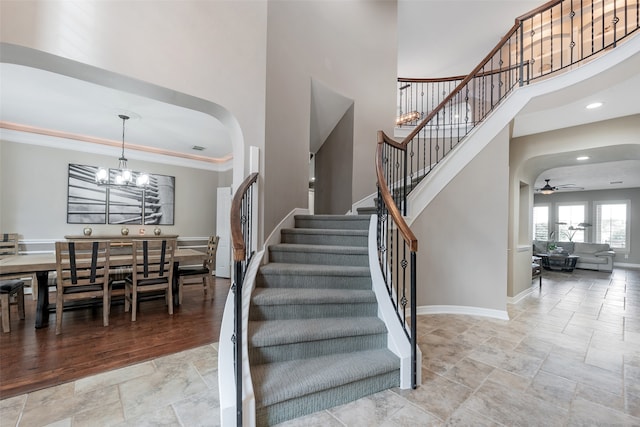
<box><xmin>216</xmin><ymin>187</ymin><xmax>232</xmax><ymax>278</ymax></box>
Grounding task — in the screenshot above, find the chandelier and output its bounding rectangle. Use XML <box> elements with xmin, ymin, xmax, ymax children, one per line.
<box><xmin>95</xmin><ymin>114</ymin><xmax>149</xmax><ymax>187</ymax></box>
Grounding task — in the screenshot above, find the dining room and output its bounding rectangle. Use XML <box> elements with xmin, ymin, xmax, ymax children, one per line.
<box><xmin>1</xmin><ymin>94</ymin><xmax>235</xmax><ymax>401</ymax></box>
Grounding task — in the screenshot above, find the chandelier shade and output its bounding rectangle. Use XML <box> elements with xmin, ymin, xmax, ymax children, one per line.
<box><xmin>95</xmin><ymin>114</ymin><xmax>149</xmax><ymax>188</ymax></box>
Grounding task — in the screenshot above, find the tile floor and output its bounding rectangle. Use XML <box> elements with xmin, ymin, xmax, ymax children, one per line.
<box><xmin>2</xmin><ymin>267</ymin><xmax>639</xmax><ymax>426</ymax></box>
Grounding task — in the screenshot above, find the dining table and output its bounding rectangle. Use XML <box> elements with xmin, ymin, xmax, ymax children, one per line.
<box><xmin>0</xmin><ymin>247</ymin><xmax>207</xmax><ymax>328</ymax></box>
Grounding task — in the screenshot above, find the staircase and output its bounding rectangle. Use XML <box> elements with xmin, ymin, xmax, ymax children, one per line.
<box><xmin>249</xmin><ymin>214</ymin><xmax>400</xmax><ymax>426</ymax></box>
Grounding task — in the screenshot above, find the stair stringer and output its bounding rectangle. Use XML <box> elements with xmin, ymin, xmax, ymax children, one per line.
<box><xmin>219</xmin><ymin>248</ymin><xmax>263</xmax><ymax>427</ymax></box>
<box><xmin>220</xmin><ymin>208</ymin><xmax>311</xmax><ymax>426</ymax></box>
<box><xmin>367</xmin><ymin>215</ymin><xmax>422</xmax><ymax>389</ymax></box>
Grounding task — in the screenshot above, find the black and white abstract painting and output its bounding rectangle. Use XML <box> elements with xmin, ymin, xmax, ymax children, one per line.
<box><xmin>67</xmin><ymin>164</ymin><xmax>175</xmax><ymax>225</ymax></box>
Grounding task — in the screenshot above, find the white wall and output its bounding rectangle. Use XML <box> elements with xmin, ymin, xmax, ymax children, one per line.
<box><xmin>410</xmin><ymin>126</ymin><xmax>510</xmax><ymax>314</ymax></box>
<box><xmin>398</xmin><ymin>0</ymin><xmax>541</xmax><ymax>77</ymax></box>
<box><xmin>0</xmin><ymin>140</ymin><xmax>219</xmax><ymax>242</ymax></box>
<box><xmin>263</xmin><ymin>0</ymin><xmax>397</xmax><ymax>234</ymax></box>
<box><xmin>0</xmin><ymin>0</ymin><xmax>268</xmax><ymax>206</ymax></box>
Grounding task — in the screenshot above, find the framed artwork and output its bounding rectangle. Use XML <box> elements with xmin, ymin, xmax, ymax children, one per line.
<box><xmin>67</xmin><ymin>164</ymin><xmax>175</xmax><ymax>225</ymax></box>
<box><xmin>67</xmin><ymin>164</ymin><xmax>107</xmax><ymax>224</ymax></box>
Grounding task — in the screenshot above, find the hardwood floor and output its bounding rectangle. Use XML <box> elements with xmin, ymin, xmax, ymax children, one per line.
<box><xmin>0</xmin><ymin>278</ymin><xmax>229</xmax><ymax>400</ymax></box>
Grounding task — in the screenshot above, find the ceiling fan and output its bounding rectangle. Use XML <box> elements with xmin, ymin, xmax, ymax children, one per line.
<box><xmin>536</xmin><ymin>179</ymin><xmax>584</xmax><ymax>195</ymax></box>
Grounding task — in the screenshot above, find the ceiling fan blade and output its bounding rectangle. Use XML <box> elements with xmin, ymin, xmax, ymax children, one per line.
<box><xmin>554</xmin><ymin>186</ymin><xmax>585</xmax><ymax>191</ymax></box>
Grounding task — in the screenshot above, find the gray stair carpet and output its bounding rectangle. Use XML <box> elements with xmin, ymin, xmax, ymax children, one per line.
<box><xmin>250</xmin><ymin>214</ymin><xmax>400</xmax><ymax>426</ymax></box>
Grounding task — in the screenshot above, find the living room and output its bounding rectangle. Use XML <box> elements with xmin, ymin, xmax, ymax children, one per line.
<box><xmin>533</xmin><ymin>184</ymin><xmax>640</xmax><ymax>273</ymax></box>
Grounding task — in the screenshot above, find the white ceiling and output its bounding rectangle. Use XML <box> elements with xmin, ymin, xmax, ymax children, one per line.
<box><xmin>0</xmin><ymin>62</ymin><xmax>233</xmax><ymax>170</ymax></box>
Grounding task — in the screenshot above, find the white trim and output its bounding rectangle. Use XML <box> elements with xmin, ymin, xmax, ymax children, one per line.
<box><xmin>219</xmin><ymin>249</ymin><xmax>263</xmax><ymax>427</ymax></box>
<box><xmin>368</xmin><ymin>215</ymin><xmax>421</xmax><ymax>389</ymax></box>
<box><xmin>613</xmin><ymin>262</ymin><xmax>640</xmax><ymax>269</ymax></box>
<box><xmin>417</xmin><ymin>305</ymin><xmax>509</xmax><ymax>320</ymax></box>
<box><xmin>349</xmin><ymin>192</ymin><xmax>376</xmax><ymax>215</ymax></box>
<box><xmin>262</xmin><ymin>208</ymin><xmax>310</xmax><ymax>264</ymax></box>
<box><xmin>516</xmin><ymin>245</ymin><xmax>531</xmax><ymax>253</ymax></box>
<box><xmin>508</xmin><ymin>285</ymin><xmax>537</xmax><ymax>304</ymax></box>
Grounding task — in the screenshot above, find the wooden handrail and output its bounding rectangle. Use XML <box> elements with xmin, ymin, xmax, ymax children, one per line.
<box><xmin>376</xmin><ymin>131</ymin><xmax>418</xmax><ymax>253</ymax></box>
<box><xmin>231</xmin><ymin>172</ymin><xmax>259</xmax><ymax>262</ymax></box>
<box><xmin>398</xmin><ymin>60</ymin><xmax>528</xmax><ymax>84</ymax></box>
<box><xmin>516</xmin><ymin>0</ymin><xmax>562</xmax><ymax>22</ymax></box>
<box><xmin>402</xmin><ymin>22</ymin><xmax>520</xmax><ymax>145</ymax></box>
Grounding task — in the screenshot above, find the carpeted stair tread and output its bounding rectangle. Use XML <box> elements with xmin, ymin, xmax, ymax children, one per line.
<box><xmin>281</xmin><ymin>228</ymin><xmax>368</xmax><ymax>236</ymax></box>
<box><xmin>250</xmin><ymin>317</ymin><xmax>386</xmax><ymax>348</ymax></box>
<box><xmin>259</xmin><ymin>263</ymin><xmax>370</xmax><ymax>277</ymax></box>
<box><xmin>251</xmin><ymin>288</ymin><xmax>376</xmax><ymax>306</ymax></box>
<box><xmin>269</xmin><ymin>244</ymin><xmax>368</xmax><ymax>267</ymax></box>
<box><xmin>252</xmin><ymin>349</ymin><xmax>400</xmax><ymax>407</ymax></box>
<box><xmin>281</xmin><ymin>228</ymin><xmax>368</xmax><ymax>246</ymax></box>
<box><xmin>294</xmin><ymin>215</ymin><xmax>370</xmax><ymax>230</ymax></box>
<box><xmin>269</xmin><ymin>243</ymin><xmax>367</xmax><ymax>254</ymax></box>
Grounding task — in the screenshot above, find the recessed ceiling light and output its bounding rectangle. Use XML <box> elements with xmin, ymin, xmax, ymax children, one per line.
<box><xmin>586</xmin><ymin>102</ymin><xmax>603</xmax><ymax>109</ymax></box>
<box><xmin>576</xmin><ymin>156</ymin><xmax>590</xmax><ymax>161</ymax></box>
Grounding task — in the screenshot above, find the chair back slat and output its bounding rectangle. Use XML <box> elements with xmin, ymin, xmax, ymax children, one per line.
<box><xmin>131</xmin><ymin>239</ymin><xmax>176</xmax><ymax>283</ymax></box>
<box><xmin>0</xmin><ymin>233</ymin><xmax>19</xmax><ymax>258</ymax></box>
<box><xmin>55</xmin><ymin>241</ymin><xmax>111</xmax><ymax>291</ymax></box>
<box><xmin>54</xmin><ymin>240</ymin><xmax>111</xmax><ymax>334</ymax></box>
<box><xmin>204</xmin><ymin>236</ymin><xmax>219</xmax><ymax>270</ymax></box>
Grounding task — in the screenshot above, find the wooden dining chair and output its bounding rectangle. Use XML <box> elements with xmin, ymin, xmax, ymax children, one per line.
<box><xmin>0</xmin><ymin>279</ymin><xmax>25</xmax><ymax>333</ymax></box>
<box><xmin>1</xmin><ymin>233</ymin><xmax>38</xmax><ymax>301</ymax></box>
<box><xmin>55</xmin><ymin>241</ymin><xmax>111</xmax><ymax>335</ymax></box>
<box><xmin>125</xmin><ymin>239</ymin><xmax>176</xmax><ymax>321</ymax></box>
<box><xmin>177</xmin><ymin>235</ymin><xmax>219</xmax><ymax>304</ymax></box>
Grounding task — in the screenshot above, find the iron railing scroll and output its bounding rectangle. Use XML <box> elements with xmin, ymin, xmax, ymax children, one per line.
<box><xmin>380</xmin><ymin>0</ymin><xmax>638</xmax><ymax>392</ymax></box>
<box><xmin>230</xmin><ymin>172</ymin><xmax>259</xmax><ymax>427</ymax></box>
<box><xmin>376</xmin><ymin>131</ymin><xmax>419</xmax><ymax>389</ymax></box>
<box><xmin>395</xmin><ymin>0</ymin><xmax>639</xmax><ymax>198</ymax></box>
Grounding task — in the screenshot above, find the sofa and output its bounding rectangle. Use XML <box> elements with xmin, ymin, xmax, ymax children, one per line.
<box><xmin>532</xmin><ymin>240</ymin><xmax>615</xmax><ymax>272</ymax></box>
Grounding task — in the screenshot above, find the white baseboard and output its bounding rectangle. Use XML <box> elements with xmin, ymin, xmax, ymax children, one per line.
<box><xmin>416</xmin><ymin>305</ymin><xmax>509</xmax><ymax>320</ymax></box>
<box><xmin>508</xmin><ymin>286</ymin><xmax>536</xmax><ymax>304</ymax></box>
<box><xmin>614</xmin><ymin>262</ymin><xmax>640</xmax><ymax>269</ymax></box>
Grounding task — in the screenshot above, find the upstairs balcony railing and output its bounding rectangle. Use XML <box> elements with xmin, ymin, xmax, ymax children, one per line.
<box><xmin>230</xmin><ymin>172</ymin><xmax>258</xmax><ymax>427</ymax></box>
<box><xmin>376</xmin><ymin>0</ymin><xmax>638</xmax><ymax>392</ymax></box>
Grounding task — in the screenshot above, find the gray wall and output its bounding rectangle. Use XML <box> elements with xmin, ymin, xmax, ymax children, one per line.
<box><xmin>410</xmin><ymin>126</ymin><xmax>510</xmax><ymax>313</ymax></box>
<box><xmin>263</xmin><ymin>0</ymin><xmax>397</xmax><ymax>235</ymax></box>
<box><xmin>1</xmin><ymin>140</ymin><xmax>220</xmax><ymax>246</ymax></box>
<box><xmin>534</xmin><ymin>187</ymin><xmax>640</xmax><ymax>265</ymax></box>
<box><xmin>314</xmin><ymin>106</ymin><xmax>354</xmax><ymax>215</ymax></box>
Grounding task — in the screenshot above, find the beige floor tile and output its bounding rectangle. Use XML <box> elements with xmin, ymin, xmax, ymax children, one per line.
<box><xmin>328</xmin><ymin>389</ymin><xmax>440</xmax><ymax>426</ymax></box>
<box><xmin>6</xmin><ymin>268</ymin><xmax>640</xmax><ymax>426</ymax></box>
<box><xmin>462</xmin><ymin>378</ymin><xmax>568</xmax><ymax>426</ymax></box>
<box><xmin>395</xmin><ymin>373</ymin><xmax>472</xmax><ymax>421</ymax></box>
<box><xmin>567</xmin><ymin>397</ymin><xmax>640</xmax><ymax>426</ymax></box>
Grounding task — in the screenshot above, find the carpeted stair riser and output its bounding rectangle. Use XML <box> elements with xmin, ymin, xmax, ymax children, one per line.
<box><xmin>250</xmin><ymin>288</ymin><xmax>377</xmax><ymax>320</ymax></box>
<box><xmin>249</xmin><ymin>302</ymin><xmax>377</xmax><ymax>321</ymax></box>
<box><xmin>256</xmin><ymin>264</ymin><xmax>372</xmax><ymax>290</ymax></box>
<box><xmin>281</xmin><ymin>228</ymin><xmax>368</xmax><ymax>247</ymax></box>
<box><xmin>356</xmin><ymin>206</ymin><xmax>378</xmax><ymax>215</ymax></box>
<box><xmin>249</xmin><ymin>333</ymin><xmax>388</xmax><ymax>365</ymax></box>
<box><xmin>249</xmin><ymin>214</ymin><xmax>401</xmax><ymax>425</ymax></box>
<box><xmin>294</xmin><ymin>215</ymin><xmax>370</xmax><ymax>230</ymax></box>
<box><xmin>269</xmin><ymin>244</ymin><xmax>368</xmax><ymax>267</ymax></box>
<box><xmin>255</xmin><ymin>370</ymin><xmax>399</xmax><ymax>427</ymax></box>
<box><xmin>249</xmin><ymin>317</ymin><xmax>387</xmax><ymax>364</ymax></box>
<box><xmin>252</xmin><ymin>348</ymin><xmax>400</xmax><ymax>427</ymax></box>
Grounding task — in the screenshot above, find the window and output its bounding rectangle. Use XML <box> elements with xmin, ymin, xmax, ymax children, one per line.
<box><xmin>557</xmin><ymin>203</ymin><xmax>586</xmax><ymax>242</ymax></box>
<box><xmin>533</xmin><ymin>205</ymin><xmax>549</xmax><ymax>241</ymax></box>
<box><xmin>595</xmin><ymin>201</ymin><xmax>629</xmax><ymax>250</ymax></box>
